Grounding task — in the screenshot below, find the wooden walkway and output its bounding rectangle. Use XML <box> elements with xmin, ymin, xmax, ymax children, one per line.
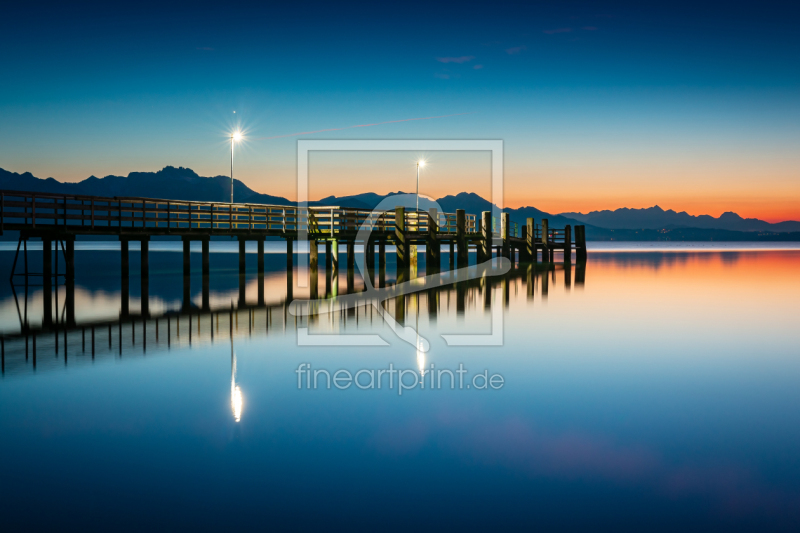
<box><xmin>0</xmin><ymin>189</ymin><xmax>587</xmax><ymax>328</ymax></box>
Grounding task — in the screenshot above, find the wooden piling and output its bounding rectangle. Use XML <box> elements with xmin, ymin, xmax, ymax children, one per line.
<box><xmin>395</xmin><ymin>206</ymin><xmax>408</xmax><ymax>272</ymax></box>
<box><xmin>426</xmin><ymin>208</ymin><xmax>440</xmax><ymax>274</ymax></box>
<box><xmin>182</xmin><ymin>238</ymin><xmax>191</xmax><ymax>308</ymax></box>
<box><xmin>257</xmin><ymin>239</ymin><xmax>265</xmax><ymax>305</ymax></box>
<box><xmin>201</xmin><ymin>238</ymin><xmax>210</xmax><ymax>310</ymax></box>
<box><xmin>576</xmin><ymin>225</ymin><xmax>588</xmax><ymax>262</ymax></box>
<box><xmin>481</xmin><ymin>211</ymin><xmax>492</xmax><ymax>263</ymax></box>
<box><xmin>541</xmin><ymin>219</ymin><xmax>550</xmax><ymax>264</ymax></box>
<box><xmin>564</xmin><ymin>225</ymin><xmax>572</xmax><ymax>264</ymax></box>
<box><xmin>501</xmin><ymin>212</ymin><xmax>510</xmax><ymax>259</ymax></box>
<box><xmin>120</xmin><ymin>238</ymin><xmax>129</xmax><ymax>316</ymax></box>
<box><xmin>456</xmin><ymin>209</ymin><xmax>467</xmax><ymax>267</ymax></box>
<box><xmin>141</xmin><ymin>238</ymin><xmax>149</xmax><ymax>317</ymax></box>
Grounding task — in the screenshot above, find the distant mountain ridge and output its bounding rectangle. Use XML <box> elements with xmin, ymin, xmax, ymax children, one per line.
<box><xmin>1</xmin><ymin>166</ymin><xmax>798</xmax><ymax>236</ymax></box>
<box><xmin>561</xmin><ymin>205</ymin><xmax>800</xmax><ymax>233</ymax></box>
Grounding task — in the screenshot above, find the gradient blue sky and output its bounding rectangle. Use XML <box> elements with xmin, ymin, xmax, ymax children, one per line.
<box><xmin>1</xmin><ymin>0</ymin><xmax>798</xmax><ymax>220</ymax></box>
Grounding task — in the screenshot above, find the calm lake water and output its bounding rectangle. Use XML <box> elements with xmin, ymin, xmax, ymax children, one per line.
<box><xmin>1</xmin><ymin>243</ymin><xmax>799</xmax><ymax>531</ymax></box>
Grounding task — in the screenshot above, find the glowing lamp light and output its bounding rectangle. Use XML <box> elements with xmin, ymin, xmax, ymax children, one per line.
<box><xmin>232</xmin><ymin>131</ymin><xmax>243</xmax><ymax>142</ymax></box>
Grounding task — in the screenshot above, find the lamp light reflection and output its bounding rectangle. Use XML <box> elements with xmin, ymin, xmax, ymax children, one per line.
<box><xmin>231</xmin><ymin>341</ymin><xmax>243</xmax><ymax>422</ymax></box>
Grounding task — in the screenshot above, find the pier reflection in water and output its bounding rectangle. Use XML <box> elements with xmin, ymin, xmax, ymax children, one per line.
<box><xmin>1</xmin><ymin>246</ymin><xmax>800</xmax><ymax>531</ymax></box>
<box><xmin>0</xmin><ymin>249</ymin><xmax>581</xmax><ymax>376</ymax></box>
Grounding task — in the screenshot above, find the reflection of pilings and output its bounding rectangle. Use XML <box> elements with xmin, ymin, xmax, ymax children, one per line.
<box><xmin>564</xmin><ymin>263</ymin><xmax>572</xmax><ymax>291</ymax></box>
<box><xmin>526</xmin><ymin>264</ymin><xmax>534</xmax><ymax>300</ymax></box>
<box><xmin>65</xmin><ymin>238</ymin><xmax>75</xmax><ymax>326</ymax></box>
<box><xmin>456</xmin><ymin>209</ymin><xmax>467</xmax><ymax>267</ymax></box>
<box><xmin>456</xmin><ymin>281</ymin><xmax>466</xmax><ymax>314</ymax></box>
<box><xmin>541</xmin><ymin>267</ymin><xmax>549</xmax><ymax>299</ymax></box>
<box><xmin>482</xmin><ymin>276</ymin><xmax>491</xmax><ymax>310</ymax></box>
<box><xmin>43</xmin><ymin>237</ymin><xmax>52</xmax><ymax>326</ymax></box>
<box><xmin>427</xmin><ymin>289</ymin><xmax>438</xmax><ymax>322</ymax></box>
<box><xmin>182</xmin><ymin>238</ymin><xmax>191</xmax><ymax>310</ymax></box>
<box><xmin>238</xmin><ymin>238</ymin><xmax>246</xmax><ymax>306</ymax></box>
<box><xmin>378</xmin><ymin>240</ymin><xmax>386</xmax><ymax>288</ymax></box>
<box><xmin>310</xmin><ymin>260</ymin><xmax>318</xmax><ymax>300</ymax></box>
<box><xmin>287</xmin><ymin>238</ymin><xmax>294</xmax><ymax>303</ymax></box>
<box><xmin>257</xmin><ymin>239</ymin><xmax>265</xmax><ymax>305</ymax></box>
<box><xmin>575</xmin><ymin>262</ymin><xmax>586</xmax><ymax>286</ymax></box>
<box><xmin>201</xmin><ymin>238</ymin><xmax>210</xmax><ymax>310</ymax></box>
<box><xmin>120</xmin><ymin>239</ymin><xmax>129</xmax><ymax>316</ymax></box>
<box><xmin>141</xmin><ymin>238</ymin><xmax>149</xmax><ymax>317</ymax></box>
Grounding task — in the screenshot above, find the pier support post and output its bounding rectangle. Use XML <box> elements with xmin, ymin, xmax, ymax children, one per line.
<box><xmin>426</xmin><ymin>208</ymin><xmax>439</xmax><ymax>274</ymax></box>
<box><xmin>366</xmin><ymin>236</ymin><xmax>375</xmax><ymax>286</ymax></box>
<box><xmin>182</xmin><ymin>238</ymin><xmax>191</xmax><ymax>309</ymax></box>
<box><xmin>201</xmin><ymin>238</ymin><xmax>210</xmax><ymax>310</ymax></box>
<box><xmin>501</xmin><ymin>213</ymin><xmax>510</xmax><ymax>260</ymax></box>
<box><xmin>43</xmin><ymin>237</ymin><xmax>52</xmax><ymax>327</ymax></box>
<box><xmin>564</xmin><ymin>225</ymin><xmax>572</xmax><ymax>264</ymax></box>
<box><xmin>541</xmin><ymin>219</ymin><xmax>550</xmax><ymax>263</ymax></box>
<box><xmin>310</xmin><ymin>255</ymin><xmax>319</xmax><ymax>300</ymax></box>
<box><xmin>310</xmin><ymin>240</ymin><xmax>318</xmax><ymax>270</ymax></box>
<box><xmin>481</xmin><ymin>211</ymin><xmax>491</xmax><ymax>263</ymax></box>
<box><xmin>65</xmin><ymin>237</ymin><xmax>75</xmax><ymax>326</ymax></box>
<box><xmin>346</xmin><ymin>241</ymin><xmax>354</xmax><ymax>272</ymax></box>
<box><xmin>325</xmin><ymin>240</ymin><xmax>332</xmax><ymax>272</ymax></box>
<box><xmin>257</xmin><ymin>239</ymin><xmax>265</xmax><ymax>305</ymax></box>
<box><xmin>287</xmin><ymin>238</ymin><xmax>294</xmax><ymax>303</ymax></box>
<box><xmin>456</xmin><ymin>209</ymin><xmax>467</xmax><ymax>268</ymax></box>
<box><xmin>120</xmin><ymin>238</ymin><xmax>129</xmax><ymax>317</ymax></box>
<box><xmin>575</xmin><ymin>225</ymin><xmax>588</xmax><ymax>263</ymax></box>
<box><xmin>395</xmin><ymin>207</ymin><xmax>408</xmax><ymax>274</ymax></box>
<box><xmin>520</xmin><ymin>226</ymin><xmax>530</xmax><ymax>262</ymax></box>
<box><xmin>378</xmin><ymin>240</ymin><xmax>386</xmax><ymax>288</ymax></box>
<box><xmin>238</xmin><ymin>238</ymin><xmax>246</xmax><ymax>306</ymax></box>
<box><xmin>141</xmin><ymin>238</ymin><xmax>149</xmax><ymax>317</ymax></box>
<box><xmin>331</xmin><ymin>239</ymin><xmax>339</xmax><ymax>272</ymax></box>
<box><xmin>527</xmin><ymin>218</ymin><xmax>536</xmax><ymax>264</ymax></box>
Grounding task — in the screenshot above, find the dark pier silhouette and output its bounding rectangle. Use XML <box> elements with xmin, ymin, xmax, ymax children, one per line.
<box><xmin>0</xmin><ymin>190</ymin><xmax>587</xmax><ymax>359</ymax></box>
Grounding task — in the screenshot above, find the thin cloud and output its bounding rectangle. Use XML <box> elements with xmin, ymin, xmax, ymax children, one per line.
<box><xmin>436</xmin><ymin>56</ymin><xmax>475</xmax><ymax>64</ymax></box>
<box><xmin>256</xmin><ymin>113</ymin><xmax>474</xmax><ymax>140</ymax></box>
<box><xmin>505</xmin><ymin>45</ymin><xmax>527</xmax><ymax>55</ymax></box>
<box><xmin>582</xmin><ymin>26</ymin><xmax>598</xmax><ymax>31</ymax></box>
<box><xmin>434</xmin><ymin>73</ymin><xmax>451</xmax><ymax>79</ymax></box>
<box><xmin>473</xmin><ymin>64</ymin><xmax>484</xmax><ymax>70</ymax></box>
<box><xmin>543</xmin><ymin>28</ymin><xmax>572</xmax><ymax>34</ymax></box>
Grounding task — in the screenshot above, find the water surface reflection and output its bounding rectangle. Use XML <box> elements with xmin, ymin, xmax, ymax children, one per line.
<box><xmin>0</xmin><ymin>247</ymin><xmax>799</xmax><ymax>531</ymax></box>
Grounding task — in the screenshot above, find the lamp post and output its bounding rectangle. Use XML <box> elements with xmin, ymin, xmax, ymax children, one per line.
<box><xmin>415</xmin><ymin>160</ymin><xmax>425</xmax><ymax>213</ymax></box>
<box><xmin>231</xmin><ymin>131</ymin><xmax>242</xmax><ymax>204</ymax></box>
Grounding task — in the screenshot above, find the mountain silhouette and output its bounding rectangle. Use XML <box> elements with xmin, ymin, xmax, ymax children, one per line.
<box><xmin>560</xmin><ymin>205</ymin><xmax>800</xmax><ymax>232</ymax></box>
<box><xmin>1</xmin><ymin>166</ymin><xmax>798</xmax><ymax>237</ymax></box>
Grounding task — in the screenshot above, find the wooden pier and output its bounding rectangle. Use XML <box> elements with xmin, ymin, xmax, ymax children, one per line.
<box><xmin>0</xmin><ymin>189</ymin><xmax>587</xmax><ymax>325</ymax></box>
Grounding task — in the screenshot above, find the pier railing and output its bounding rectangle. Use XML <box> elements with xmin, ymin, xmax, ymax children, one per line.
<box><xmin>0</xmin><ymin>191</ymin><xmax>481</xmax><ymax>236</ymax></box>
